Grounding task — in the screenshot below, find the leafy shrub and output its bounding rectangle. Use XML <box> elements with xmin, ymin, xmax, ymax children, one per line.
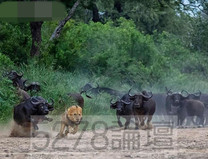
<box><xmin>51</xmin><ymin>18</ymin><xmax>170</xmax><ymax>86</ymax></box>
<box><xmin>0</xmin><ymin>22</ymin><xmax>31</xmax><ymax>64</ymax></box>
<box><xmin>0</xmin><ymin>52</ymin><xmax>14</xmax><ymax>69</ymax></box>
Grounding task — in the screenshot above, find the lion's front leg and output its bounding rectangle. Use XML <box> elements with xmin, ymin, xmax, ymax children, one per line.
<box><xmin>56</xmin><ymin>123</ymin><xmax>66</xmax><ymax>138</ymax></box>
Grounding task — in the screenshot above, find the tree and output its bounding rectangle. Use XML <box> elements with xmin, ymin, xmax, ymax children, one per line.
<box><xmin>50</xmin><ymin>0</ymin><xmax>80</xmax><ymax>40</ymax></box>
<box><xmin>30</xmin><ymin>21</ymin><xmax>43</xmax><ymax>56</ymax></box>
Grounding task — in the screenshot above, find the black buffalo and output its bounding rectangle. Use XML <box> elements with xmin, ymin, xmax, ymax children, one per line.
<box><xmin>110</xmin><ymin>89</ymin><xmax>155</xmax><ymax>130</ymax></box>
<box><xmin>110</xmin><ymin>89</ymin><xmax>134</xmax><ymax>129</ymax></box>
<box><xmin>166</xmin><ymin>91</ymin><xmax>205</xmax><ymax>127</ymax></box>
<box><xmin>7</xmin><ymin>70</ymin><xmax>26</xmax><ymax>89</ymax></box>
<box><xmin>80</xmin><ymin>83</ymin><xmax>100</xmax><ymax>95</ymax></box>
<box><xmin>24</xmin><ymin>82</ymin><xmax>41</xmax><ymax>92</ymax></box>
<box><xmin>99</xmin><ymin>87</ymin><xmax>123</xmax><ymax>97</ymax></box>
<box><xmin>81</xmin><ymin>83</ymin><xmax>123</xmax><ymax>97</ymax></box>
<box><xmin>68</xmin><ymin>91</ymin><xmax>92</xmax><ymax>108</ymax></box>
<box><xmin>129</xmin><ymin>91</ymin><xmax>156</xmax><ymax>129</ymax></box>
<box><xmin>181</xmin><ymin>90</ymin><xmax>201</xmax><ymax>100</ymax></box>
<box><xmin>6</xmin><ymin>70</ymin><xmax>41</xmax><ymax>92</ymax></box>
<box><xmin>13</xmin><ymin>96</ymin><xmax>54</xmax><ymax>135</ymax></box>
<box><xmin>181</xmin><ymin>90</ymin><xmax>208</xmax><ymax>125</ymax></box>
<box><xmin>200</xmin><ymin>93</ymin><xmax>208</xmax><ymax>125</ymax></box>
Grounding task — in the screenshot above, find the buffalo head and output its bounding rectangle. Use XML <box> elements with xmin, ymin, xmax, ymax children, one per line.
<box><xmin>128</xmin><ymin>90</ymin><xmax>152</xmax><ymax>108</ymax></box>
<box><xmin>25</xmin><ymin>82</ymin><xmax>41</xmax><ymax>92</ymax></box>
<box><xmin>7</xmin><ymin>70</ymin><xmax>23</xmax><ymax>80</ymax></box>
<box><xmin>6</xmin><ymin>70</ymin><xmax>27</xmax><ymax>89</ymax></box>
<box><xmin>166</xmin><ymin>90</ymin><xmax>188</xmax><ymax>114</ymax></box>
<box><xmin>80</xmin><ymin>83</ymin><xmax>93</xmax><ymax>94</ymax></box>
<box><xmin>30</xmin><ymin>96</ymin><xmax>54</xmax><ymax>115</ymax></box>
<box><xmin>110</xmin><ymin>99</ymin><xmax>131</xmax><ymax>113</ymax></box>
<box><xmin>181</xmin><ymin>90</ymin><xmax>201</xmax><ymax>100</ymax></box>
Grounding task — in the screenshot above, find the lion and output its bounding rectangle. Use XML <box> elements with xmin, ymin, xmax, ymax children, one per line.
<box><xmin>56</xmin><ymin>105</ymin><xmax>82</xmax><ymax>138</ymax></box>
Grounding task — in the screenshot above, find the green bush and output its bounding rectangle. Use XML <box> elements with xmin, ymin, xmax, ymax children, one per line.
<box><xmin>0</xmin><ymin>72</ymin><xmax>17</xmax><ymax>123</ymax></box>
<box><xmin>0</xmin><ymin>22</ymin><xmax>31</xmax><ymax>64</ymax></box>
<box><xmin>0</xmin><ymin>52</ymin><xmax>14</xmax><ymax>69</ymax></box>
<box><xmin>50</xmin><ymin>18</ymin><xmax>170</xmax><ymax>87</ymax></box>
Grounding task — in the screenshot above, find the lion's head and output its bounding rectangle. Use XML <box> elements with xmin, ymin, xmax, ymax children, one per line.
<box><xmin>67</xmin><ymin>105</ymin><xmax>82</xmax><ymax>124</ymax></box>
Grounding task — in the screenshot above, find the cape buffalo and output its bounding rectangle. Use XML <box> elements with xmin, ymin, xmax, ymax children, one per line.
<box><xmin>110</xmin><ymin>89</ymin><xmax>134</xmax><ymax>129</ymax></box>
<box><xmin>81</xmin><ymin>83</ymin><xmax>124</xmax><ymax>97</ymax></box>
<box><xmin>7</xmin><ymin>70</ymin><xmax>26</xmax><ymax>89</ymax></box>
<box><xmin>98</xmin><ymin>83</ymin><xmax>123</xmax><ymax>97</ymax></box>
<box><xmin>166</xmin><ymin>91</ymin><xmax>205</xmax><ymax>127</ymax></box>
<box><xmin>24</xmin><ymin>82</ymin><xmax>41</xmax><ymax>92</ymax></box>
<box><xmin>12</xmin><ymin>96</ymin><xmax>54</xmax><ymax>136</ymax></box>
<box><xmin>181</xmin><ymin>90</ymin><xmax>201</xmax><ymax>100</ymax></box>
<box><xmin>129</xmin><ymin>91</ymin><xmax>156</xmax><ymax>129</ymax></box>
<box><xmin>110</xmin><ymin>99</ymin><xmax>133</xmax><ymax>129</ymax></box>
<box><xmin>181</xmin><ymin>90</ymin><xmax>208</xmax><ymax>125</ymax></box>
<box><xmin>80</xmin><ymin>83</ymin><xmax>100</xmax><ymax>95</ymax></box>
<box><xmin>68</xmin><ymin>91</ymin><xmax>92</xmax><ymax>108</ymax></box>
<box><xmin>6</xmin><ymin>70</ymin><xmax>41</xmax><ymax>92</ymax></box>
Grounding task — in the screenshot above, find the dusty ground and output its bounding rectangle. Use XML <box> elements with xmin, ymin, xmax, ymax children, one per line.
<box><xmin>0</xmin><ymin>121</ymin><xmax>208</xmax><ymax>159</ymax></box>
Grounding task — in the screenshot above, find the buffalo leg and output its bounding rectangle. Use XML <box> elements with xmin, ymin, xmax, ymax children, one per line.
<box><xmin>147</xmin><ymin>115</ymin><xmax>153</xmax><ymax>129</ymax></box>
<box><xmin>198</xmin><ymin>116</ymin><xmax>205</xmax><ymax>127</ymax></box>
<box><xmin>134</xmin><ymin>116</ymin><xmax>139</xmax><ymax>130</ymax></box>
<box><xmin>139</xmin><ymin>115</ymin><xmax>146</xmax><ymax>129</ymax></box>
<box><xmin>178</xmin><ymin>115</ymin><xmax>185</xmax><ymax>128</ymax></box>
<box><xmin>43</xmin><ymin>116</ymin><xmax>53</xmax><ymax>122</ymax></box>
<box><xmin>185</xmin><ymin>117</ymin><xmax>191</xmax><ymax>127</ymax></box>
<box><xmin>124</xmin><ymin>116</ymin><xmax>131</xmax><ymax>129</ymax></box>
<box><xmin>177</xmin><ymin>116</ymin><xmax>180</xmax><ymax>126</ymax></box>
<box><xmin>31</xmin><ymin>118</ymin><xmax>39</xmax><ymax>130</ymax></box>
<box><xmin>117</xmin><ymin>115</ymin><xmax>123</xmax><ymax>127</ymax></box>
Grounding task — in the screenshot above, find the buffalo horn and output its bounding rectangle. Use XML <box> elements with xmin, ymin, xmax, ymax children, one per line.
<box><xmin>128</xmin><ymin>88</ymin><xmax>134</xmax><ymax>97</ymax></box>
<box><xmin>31</xmin><ymin>99</ymin><xmax>42</xmax><ymax>105</ymax></box>
<box><xmin>85</xmin><ymin>94</ymin><xmax>92</xmax><ymax>99</ymax></box>
<box><xmin>141</xmin><ymin>91</ymin><xmax>153</xmax><ymax>99</ymax></box>
<box><xmin>165</xmin><ymin>87</ymin><xmax>172</xmax><ymax>95</ymax></box>
<box><xmin>17</xmin><ymin>72</ymin><xmax>23</xmax><ymax>77</ymax></box>
<box><xmin>121</xmin><ymin>100</ymin><xmax>131</xmax><ymax>105</ymax></box>
<box><xmin>194</xmin><ymin>90</ymin><xmax>201</xmax><ymax>97</ymax></box>
<box><xmin>181</xmin><ymin>90</ymin><xmax>189</xmax><ymax>97</ymax></box>
<box><xmin>110</xmin><ymin>99</ymin><xmax>116</xmax><ymax>105</ymax></box>
<box><xmin>23</xmin><ymin>80</ymin><xmax>28</xmax><ymax>86</ymax></box>
<box><xmin>181</xmin><ymin>90</ymin><xmax>189</xmax><ymax>94</ymax></box>
<box><xmin>80</xmin><ymin>90</ymin><xmax>85</xmax><ymax>94</ymax></box>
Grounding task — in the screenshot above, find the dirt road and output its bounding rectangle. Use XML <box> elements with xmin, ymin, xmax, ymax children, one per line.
<box><xmin>0</xmin><ymin>122</ymin><xmax>208</xmax><ymax>159</ymax></box>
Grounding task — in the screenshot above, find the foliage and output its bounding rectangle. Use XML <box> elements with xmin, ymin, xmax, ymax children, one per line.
<box><xmin>0</xmin><ymin>22</ymin><xmax>31</xmax><ymax>64</ymax></box>
<box><xmin>0</xmin><ymin>52</ymin><xmax>14</xmax><ymax>69</ymax></box>
<box><xmin>51</xmin><ymin>18</ymin><xmax>170</xmax><ymax>87</ymax></box>
<box><xmin>0</xmin><ymin>56</ymin><xmax>16</xmax><ymax>123</ymax></box>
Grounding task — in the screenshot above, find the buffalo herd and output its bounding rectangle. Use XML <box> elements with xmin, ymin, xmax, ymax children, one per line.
<box><xmin>3</xmin><ymin>71</ymin><xmax>208</xmax><ymax>137</ymax></box>
<box><xmin>81</xmin><ymin>83</ymin><xmax>208</xmax><ymax>128</ymax></box>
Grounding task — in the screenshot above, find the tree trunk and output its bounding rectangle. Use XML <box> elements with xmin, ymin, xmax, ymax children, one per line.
<box><xmin>114</xmin><ymin>1</ymin><xmax>122</xmax><ymax>13</ymax></box>
<box><xmin>30</xmin><ymin>21</ymin><xmax>43</xmax><ymax>56</ymax></box>
<box><xmin>92</xmin><ymin>4</ymin><xmax>100</xmax><ymax>22</ymax></box>
<box><xmin>50</xmin><ymin>0</ymin><xmax>80</xmax><ymax>41</ymax></box>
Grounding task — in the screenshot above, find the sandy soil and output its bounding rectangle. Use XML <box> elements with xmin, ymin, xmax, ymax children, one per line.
<box><xmin>0</xmin><ymin>122</ymin><xmax>208</xmax><ymax>159</ymax></box>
